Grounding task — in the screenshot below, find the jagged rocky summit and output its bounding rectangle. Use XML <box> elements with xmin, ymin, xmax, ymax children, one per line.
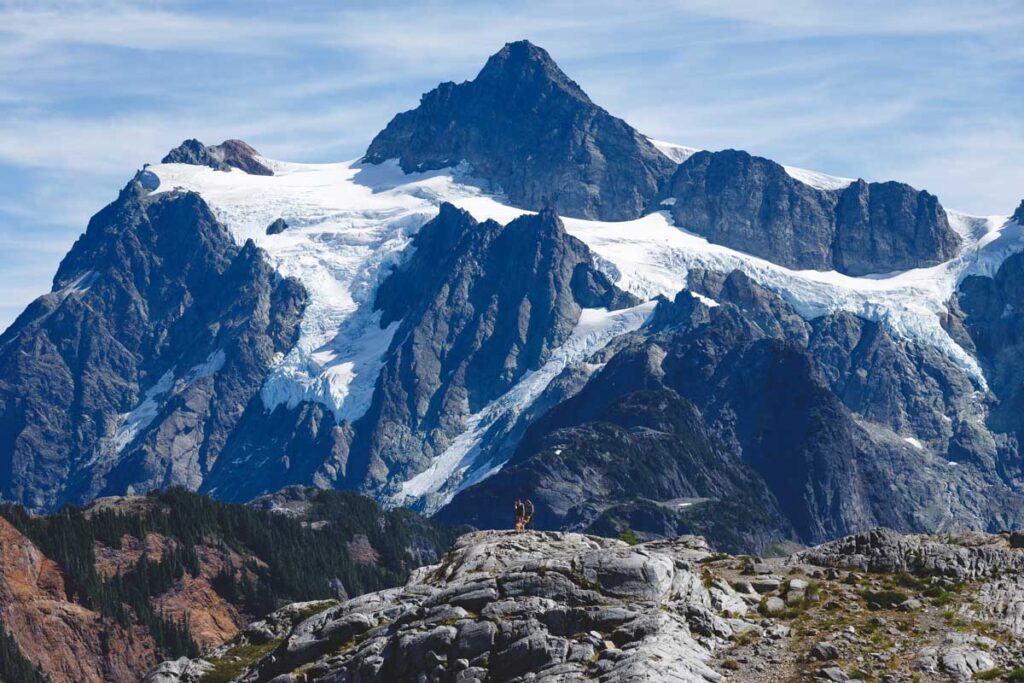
<box><xmin>147</xmin><ymin>528</ymin><xmax>1024</xmax><ymax>682</ymax></box>
<box><xmin>0</xmin><ymin>175</ymin><xmax>306</xmax><ymax>511</ymax></box>
<box><xmin>364</xmin><ymin>40</ymin><xmax>677</xmax><ymax>221</ymax></box>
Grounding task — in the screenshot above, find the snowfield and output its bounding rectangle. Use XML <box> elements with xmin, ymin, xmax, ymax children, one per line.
<box><xmin>148</xmin><ymin>148</ymin><xmax>1020</xmax><ymax>506</ymax></box>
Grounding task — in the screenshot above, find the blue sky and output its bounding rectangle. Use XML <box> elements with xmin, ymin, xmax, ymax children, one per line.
<box><xmin>1</xmin><ymin>0</ymin><xmax>1022</xmax><ymax>331</ymax></box>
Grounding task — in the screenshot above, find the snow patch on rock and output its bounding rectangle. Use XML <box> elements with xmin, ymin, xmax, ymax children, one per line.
<box><xmin>782</xmin><ymin>165</ymin><xmax>856</xmax><ymax>191</ymax></box>
<box><xmin>393</xmin><ymin>302</ymin><xmax>657</xmax><ymax>512</ymax></box>
<box><xmin>96</xmin><ymin>350</ymin><xmax>226</xmax><ymax>461</ymax></box>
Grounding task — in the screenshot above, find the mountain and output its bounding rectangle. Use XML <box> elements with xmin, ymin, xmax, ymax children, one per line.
<box><xmin>364</xmin><ymin>40</ymin><xmax>677</xmax><ymax>221</ymax></box>
<box><xmin>3</xmin><ymin>39</ymin><xmax>1024</xmax><ymax>561</ymax></box>
<box><xmin>0</xmin><ymin>176</ymin><xmax>307</xmax><ymax>511</ymax></box>
<box><xmin>146</xmin><ymin>528</ymin><xmax>1024</xmax><ymax>682</ymax></box>
<box><xmin>441</xmin><ymin>268</ymin><xmax>1021</xmax><ymax>550</ymax></box>
<box><xmin>664</xmin><ymin>149</ymin><xmax>961</xmax><ymax>275</ymax></box>
<box><xmin>0</xmin><ymin>487</ymin><xmax>455</xmax><ymax>683</ymax></box>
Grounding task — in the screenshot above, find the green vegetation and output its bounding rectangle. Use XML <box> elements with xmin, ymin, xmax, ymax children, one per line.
<box><xmin>618</xmin><ymin>529</ymin><xmax>639</xmax><ymax>545</ymax></box>
<box><xmin>199</xmin><ymin>639</ymin><xmax>282</xmax><ymax>683</ymax></box>
<box><xmin>0</xmin><ymin>625</ymin><xmax>47</xmax><ymax>683</ymax></box>
<box><xmin>0</xmin><ymin>487</ymin><xmax>456</xmax><ymax>662</ymax></box>
<box><xmin>0</xmin><ymin>501</ymin><xmax>199</xmax><ymax>659</ymax></box>
<box><xmin>294</xmin><ymin>600</ymin><xmax>338</xmax><ymax>622</ymax></box>
<box><xmin>860</xmin><ymin>589</ymin><xmax>909</xmax><ymax>609</ymax></box>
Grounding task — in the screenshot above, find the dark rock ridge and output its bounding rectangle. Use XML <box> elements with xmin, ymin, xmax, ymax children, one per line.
<box><xmin>350</xmin><ymin>203</ymin><xmax>637</xmax><ymax>492</ymax></box>
<box><xmin>0</xmin><ymin>175</ymin><xmax>305</xmax><ymax>510</ymax></box>
<box><xmin>443</xmin><ymin>269</ymin><xmax>1022</xmax><ymax>548</ymax></box>
<box><xmin>162</xmin><ymin>138</ymin><xmax>273</xmax><ymax>176</ymax></box>
<box><xmin>1013</xmin><ymin>199</ymin><xmax>1024</xmax><ymax>225</ymax></box>
<box><xmin>438</xmin><ymin>385</ymin><xmax>792</xmax><ymax>554</ymax></box>
<box><xmin>146</xmin><ymin>528</ymin><xmax>1024</xmax><ymax>682</ymax></box>
<box><xmin>665</xmin><ymin>150</ymin><xmax>961</xmax><ymax>275</ymax></box>
<box><xmin>955</xmin><ymin>250</ymin><xmax>1024</xmax><ymax>439</ymax></box>
<box><xmin>364</xmin><ymin>40</ymin><xmax>677</xmax><ymax>221</ymax></box>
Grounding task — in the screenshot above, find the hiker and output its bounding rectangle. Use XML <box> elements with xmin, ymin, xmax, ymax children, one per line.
<box><xmin>514</xmin><ymin>499</ymin><xmax>535</xmax><ymax>532</ymax></box>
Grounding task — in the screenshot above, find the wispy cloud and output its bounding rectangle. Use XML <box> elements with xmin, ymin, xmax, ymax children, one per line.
<box><xmin>0</xmin><ymin>0</ymin><xmax>1021</xmax><ymax>331</ymax></box>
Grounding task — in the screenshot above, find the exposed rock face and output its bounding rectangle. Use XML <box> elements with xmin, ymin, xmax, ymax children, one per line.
<box><xmin>833</xmin><ymin>179</ymin><xmax>959</xmax><ymax>275</ymax></box>
<box><xmin>148</xmin><ymin>528</ymin><xmax>1024</xmax><ymax>682</ymax></box>
<box><xmin>93</xmin><ymin>532</ymin><xmax>172</xmax><ymax>579</ymax></box>
<box><xmin>955</xmin><ymin>251</ymin><xmax>1024</xmax><ymax>436</ymax></box>
<box><xmin>808</xmin><ymin>311</ymin><xmax>977</xmax><ymax>444</ymax></box>
<box><xmin>350</xmin><ymin>203</ymin><xmax>636</xmax><ymax>491</ymax></box>
<box><xmin>265</xmin><ymin>217</ymin><xmax>288</xmax><ymax>235</ymax></box>
<box><xmin>0</xmin><ymin>517</ymin><xmax>156</xmax><ymax>683</ymax></box>
<box><xmin>1012</xmin><ymin>200</ymin><xmax>1024</xmax><ymax>225</ymax></box>
<box><xmin>364</xmin><ymin>41</ymin><xmax>677</xmax><ymax>221</ymax></box>
<box><xmin>150</xmin><ymin>544</ymin><xmax>250</xmax><ymax>649</ymax></box>
<box><xmin>0</xmin><ymin>177</ymin><xmax>306</xmax><ymax>510</ymax></box>
<box><xmin>665</xmin><ymin>150</ymin><xmax>960</xmax><ymax>275</ymax></box>
<box><xmin>0</xmin><ymin>488</ymin><xmax>456</xmax><ymax>683</ymax></box>
<box><xmin>161</xmin><ymin>139</ymin><xmax>273</xmax><ymax>176</ymax></box>
<box><xmin>796</xmin><ymin>527</ymin><xmax>1024</xmax><ymax>580</ymax></box>
<box><xmin>443</xmin><ymin>269</ymin><xmax>1023</xmax><ymax>548</ymax></box>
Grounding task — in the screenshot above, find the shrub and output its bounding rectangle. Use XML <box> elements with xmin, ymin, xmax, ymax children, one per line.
<box><xmin>619</xmin><ymin>529</ymin><xmax>639</xmax><ymax>545</ymax></box>
<box><xmin>860</xmin><ymin>589</ymin><xmax>908</xmax><ymax>609</ymax></box>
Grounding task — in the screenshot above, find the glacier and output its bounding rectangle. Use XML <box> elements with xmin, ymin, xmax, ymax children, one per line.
<box><xmin>147</xmin><ymin>145</ymin><xmax>1021</xmax><ymax>505</ymax></box>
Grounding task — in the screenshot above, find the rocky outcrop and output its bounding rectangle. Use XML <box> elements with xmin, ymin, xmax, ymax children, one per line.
<box><xmin>665</xmin><ymin>150</ymin><xmax>960</xmax><ymax>275</ymax></box>
<box><xmin>364</xmin><ymin>41</ymin><xmax>676</xmax><ymax>221</ymax></box>
<box><xmin>0</xmin><ymin>177</ymin><xmax>306</xmax><ymax>511</ymax></box>
<box><xmin>161</xmin><ymin>139</ymin><xmax>273</xmax><ymax>176</ymax></box>
<box><xmin>1012</xmin><ymin>200</ymin><xmax>1024</xmax><ymax>225</ymax></box>
<box><xmin>265</xmin><ymin>217</ymin><xmax>288</xmax><ymax>235</ymax></box>
<box><xmin>349</xmin><ymin>203</ymin><xmax>636</xmax><ymax>491</ymax></box>
<box><xmin>148</xmin><ymin>528</ymin><xmax>1024</xmax><ymax>682</ymax></box>
<box><xmin>149</xmin><ymin>530</ymin><xmax>729</xmax><ymax>682</ymax></box>
<box><xmin>833</xmin><ymin>179</ymin><xmax>959</xmax><ymax>275</ymax></box>
<box><xmin>796</xmin><ymin>527</ymin><xmax>1024</xmax><ymax>580</ymax></box>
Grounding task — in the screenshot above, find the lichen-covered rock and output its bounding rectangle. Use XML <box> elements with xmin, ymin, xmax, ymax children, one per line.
<box><xmin>148</xmin><ymin>527</ymin><xmax>1024</xmax><ymax>682</ymax></box>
